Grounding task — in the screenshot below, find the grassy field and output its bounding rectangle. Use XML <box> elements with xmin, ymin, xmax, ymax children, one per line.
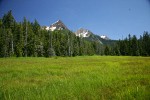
<box><xmin>0</xmin><ymin>56</ymin><xmax>150</xmax><ymax>100</ymax></box>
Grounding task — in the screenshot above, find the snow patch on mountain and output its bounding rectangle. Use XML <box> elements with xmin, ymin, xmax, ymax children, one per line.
<box><xmin>75</xmin><ymin>28</ymin><xmax>92</xmax><ymax>37</ymax></box>
<box><xmin>45</xmin><ymin>26</ymin><xmax>50</xmax><ymax>31</ymax></box>
<box><xmin>100</xmin><ymin>35</ymin><xmax>106</xmax><ymax>39</ymax></box>
<box><xmin>50</xmin><ymin>26</ymin><xmax>56</xmax><ymax>31</ymax></box>
<box><xmin>100</xmin><ymin>35</ymin><xmax>110</xmax><ymax>40</ymax></box>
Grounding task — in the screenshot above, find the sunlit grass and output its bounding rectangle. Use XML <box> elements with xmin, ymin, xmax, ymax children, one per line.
<box><xmin>0</xmin><ymin>56</ymin><xmax>150</xmax><ymax>99</ymax></box>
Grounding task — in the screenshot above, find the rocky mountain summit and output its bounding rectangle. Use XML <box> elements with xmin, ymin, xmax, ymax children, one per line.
<box><xmin>44</xmin><ymin>20</ymin><xmax>68</xmax><ymax>31</ymax></box>
<box><xmin>75</xmin><ymin>28</ymin><xmax>92</xmax><ymax>37</ymax></box>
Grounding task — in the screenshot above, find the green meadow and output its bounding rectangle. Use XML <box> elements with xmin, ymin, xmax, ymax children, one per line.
<box><xmin>0</xmin><ymin>56</ymin><xmax>150</xmax><ymax>100</ymax></box>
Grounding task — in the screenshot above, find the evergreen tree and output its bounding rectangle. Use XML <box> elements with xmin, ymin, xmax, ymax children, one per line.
<box><xmin>131</xmin><ymin>35</ymin><xmax>139</xmax><ymax>56</ymax></box>
<box><xmin>14</xmin><ymin>23</ymin><xmax>24</xmax><ymax>57</ymax></box>
<box><xmin>22</xmin><ymin>17</ymin><xmax>28</xmax><ymax>57</ymax></box>
<box><xmin>142</xmin><ymin>32</ymin><xmax>150</xmax><ymax>56</ymax></box>
<box><xmin>128</xmin><ymin>34</ymin><xmax>132</xmax><ymax>55</ymax></box>
<box><xmin>104</xmin><ymin>46</ymin><xmax>110</xmax><ymax>55</ymax></box>
<box><xmin>32</xmin><ymin>19</ymin><xmax>40</xmax><ymax>36</ymax></box>
<box><xmin>138</xmin><ymin>35</ymin><xmax>143</xmax><ymax>56</ymax></box>
<box><xmin>2</xmin><ymin>10</ymin><xmax>15</xmax><ymax>29</ymax></box>
<box><xmin>114</xmin><ymin>45</ymin><xmax>120</xmax><ymax>56</ymax></box>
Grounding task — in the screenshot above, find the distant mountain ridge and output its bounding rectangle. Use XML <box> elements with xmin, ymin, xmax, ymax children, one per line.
<box><xmin>43</xmin><ymin>20</ymin><xmax>114</xmax><ymax>45</ymax></box>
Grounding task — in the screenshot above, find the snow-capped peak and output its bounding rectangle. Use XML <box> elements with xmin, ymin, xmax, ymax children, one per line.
<box><xmin>75</xmin><ymin>28</ymin><xmax>92</xmax><ymax>37</ymax></box>
<box><xmin>100</xmin><ymin>35</ymin><xmax>110</xmax><ymax>40</ymax></box>
<box><xmin>42</xmin><ymin>20</ymin><xmax>68</xmax><ymax>31</ymax></box>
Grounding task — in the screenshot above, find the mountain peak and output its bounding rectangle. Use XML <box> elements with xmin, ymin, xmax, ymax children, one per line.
<box><xmin>75</xmin><ymin>28</ymin><xmax>92</xmax><ymax>37</ymax></box>
<box><xmin>100</xmin><ymin>35</ymin><xmax>110</xmax><ymax>40</ymax></box>
<box><xmin>44</xmin><ymin>20</ymin><xmax>68</xmax><ymax>31</ymax></box>
<box><xmin>56</xmin><ymin>20</ymin><xmax>62</xmax><ymax>23</ymax></box>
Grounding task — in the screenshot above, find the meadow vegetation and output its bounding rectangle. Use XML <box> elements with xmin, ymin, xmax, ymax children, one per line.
<box><xmin>0</xmin><ymin>56</ymin><xmax>150</xmax><ymax>100</ymax></box>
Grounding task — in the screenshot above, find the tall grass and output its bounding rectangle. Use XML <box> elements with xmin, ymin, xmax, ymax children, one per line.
<box><xmin>0</xmin><ymin>56</ymin><xmax>150</xmax><ymax>100</ymax></box>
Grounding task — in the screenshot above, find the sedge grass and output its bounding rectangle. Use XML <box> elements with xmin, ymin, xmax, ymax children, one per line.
<box><xmin>0</xmin><ymin>56</ymin><xmax>150</xmax><ymax>100</ymax></box>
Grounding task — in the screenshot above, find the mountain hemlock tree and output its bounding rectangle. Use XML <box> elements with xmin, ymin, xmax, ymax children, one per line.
<box><xmin>1</xmin><ymin>10</ymin><xmax>15</xmax><ymax>57</ymax></box>
<box><xmin>128</xmin><ymin>34</ymin><xmax>132</xmax><ymax>55</ymax></box>
<box><xmin>48</xmin><ymin>31</ymin><xmax>56</xmax><ymax>57</ymax></box>
<box><xmin>142</xmin><ymin>32</ymin><xmax>150</xmax><ymax>56</ymax></box>
<box><xmin>22</xmin><ymin>17</ymin><xmax>28</xmax><ymax>57</ymax></box>
<box><xmin>131</xmin><ymin>35</ymin><xmax>139</xmax><ymax>56</ymax></box>
<box><xmin>14</xmin><ymin>23</ymin><xmax>24</xmax><ymax>57</ymax></box>
<box><xmin>67</xmin><ymin>31</ymin><xmax>71</xmax><ymax>56</ymax></box>
<box><xmin>104</xmin><ymin>46</ymin><xmax>110</xmax><ymax>55</ymax></box>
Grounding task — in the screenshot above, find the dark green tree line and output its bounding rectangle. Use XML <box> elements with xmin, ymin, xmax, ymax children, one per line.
<box><xmin>0</xmin><ymin>11</ymin><xmax>103</xmax><ymax>57</ymax></box>
<box><xmin>109</xmin><ymin>32</ymin><xmax>150</xmax><ymax>56</ymax></box>
<box><xmin>1</xmin><ymin>11</ymin><xmax>150</xmax><ymax>57</ymax></box>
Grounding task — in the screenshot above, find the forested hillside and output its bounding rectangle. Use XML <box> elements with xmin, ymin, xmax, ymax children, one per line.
<box><xmin>112</xmin><ymin>33</ymin><xmax>150</xmax><ymax>56</ymax></box>
<box><xmin>0</xmin><ymin>11</ymin><xmax>103</xmax><ymax>57</ymax></box>
<box><xmin>0</xmin><ymin>11</ymin><xmax>150</xmax><ymax>57</ymax></box>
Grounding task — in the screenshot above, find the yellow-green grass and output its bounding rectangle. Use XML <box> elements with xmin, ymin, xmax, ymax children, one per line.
<box><xmin>0</xmin><ymin>56</ymin><xmax>150</xmax><ymax>100</ymax></box>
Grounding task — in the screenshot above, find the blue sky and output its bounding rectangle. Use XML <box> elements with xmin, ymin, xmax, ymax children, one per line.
<box><xmin>0</xmin><ymin>0</ymin><xmax>150</xmax><ymax>40</ymax></box>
